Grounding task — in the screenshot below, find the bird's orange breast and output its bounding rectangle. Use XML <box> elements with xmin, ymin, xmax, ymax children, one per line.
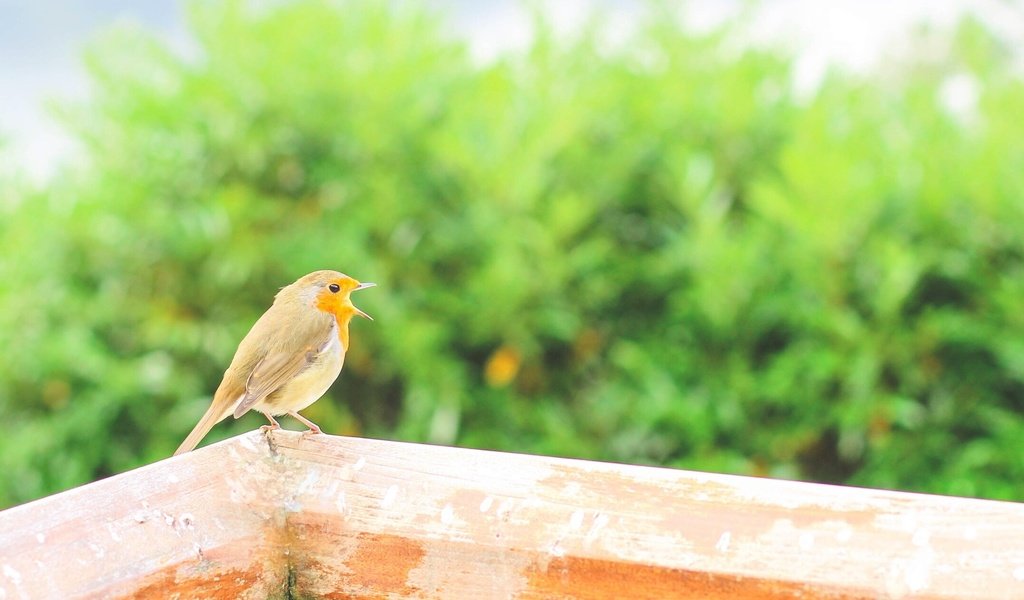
<box><xmin>314</xmin><ymin>295</ymin><xmax>354</xmax><ymax>349</ymax></box>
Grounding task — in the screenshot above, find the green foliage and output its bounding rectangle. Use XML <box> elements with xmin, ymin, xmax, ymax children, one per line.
<box><xmin>2</xmin><ymin>1</ymin><xmax>1023</xmax><ymax>506</ymax></box>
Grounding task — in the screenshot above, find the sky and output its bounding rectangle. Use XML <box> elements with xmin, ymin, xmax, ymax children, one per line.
<box><xmin>0</xmin><ymin>0</ymin><xmax>1013</xmax><ymax>181</ymax></box>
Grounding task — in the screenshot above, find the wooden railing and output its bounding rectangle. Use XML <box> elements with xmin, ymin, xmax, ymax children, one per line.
<box><xmin>1</xmin><ymin>431</ymin><xmax>1022</xmax><ymax>598</ymax></box>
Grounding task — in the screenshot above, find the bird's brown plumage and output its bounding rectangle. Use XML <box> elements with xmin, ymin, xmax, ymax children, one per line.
<box><xmin>173</xmin><ymin>270</ymin><xmax>373</xmax><ymax>456</ymax></box>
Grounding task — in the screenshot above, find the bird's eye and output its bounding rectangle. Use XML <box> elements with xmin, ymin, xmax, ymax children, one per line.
<box><xmin>329</xmin><ymin>283</ymin><xmax>341</xmax><ymax>293</ymax></box>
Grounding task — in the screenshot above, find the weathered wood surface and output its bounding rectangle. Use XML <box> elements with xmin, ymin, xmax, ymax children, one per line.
<box><xmin>0</xmin><ymin>432</ymin><xmax>290</xmax><ymax>599</ymax></box>
<box><xmin>1</xmin><ymin>431</ymin><xmax>1023</xmax><ymax>599</ymax></box>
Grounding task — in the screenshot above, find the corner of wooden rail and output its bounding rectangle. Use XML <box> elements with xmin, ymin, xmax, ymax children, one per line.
<box><xmin>1</xmin><ymin>430</ymin><xmax>1022</xmax><ymax>599</ymax></box>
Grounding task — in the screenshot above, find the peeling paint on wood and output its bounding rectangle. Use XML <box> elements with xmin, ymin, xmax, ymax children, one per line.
<box><xmin>1</xmin><ymin>431</ymin><xmax>1023</xmax><ymax>599</ymax></box>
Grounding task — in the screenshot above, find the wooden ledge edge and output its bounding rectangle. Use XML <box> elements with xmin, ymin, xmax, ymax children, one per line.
<box><xmin>0</xmin><ymin>431</ymin><xmax>1022</xmax><ymax>599</ymax></box>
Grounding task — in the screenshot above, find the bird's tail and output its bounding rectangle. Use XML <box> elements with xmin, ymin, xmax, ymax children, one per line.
<box><xmin>173</xmin><ymin>400</ymin><xmax>233</xmax><ymax>456</ymax></box>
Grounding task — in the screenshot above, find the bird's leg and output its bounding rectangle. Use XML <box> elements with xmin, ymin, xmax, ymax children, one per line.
<box><xmin>288</xmin><ymin>411</ymin><xmax>323</xmax><ymax>436</ymax></box>
<box><xmin>260</xmin><ymin>412</ymin><xmax>282</xmax><ymax>432</ymax></box>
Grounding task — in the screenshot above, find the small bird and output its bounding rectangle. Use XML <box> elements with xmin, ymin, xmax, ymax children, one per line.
<box><xmin>174</xmin><ymin>270</ymin><xmax>374</xmax><ymax>455</ymax></box>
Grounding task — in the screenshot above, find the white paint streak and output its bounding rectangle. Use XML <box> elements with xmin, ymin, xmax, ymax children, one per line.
<box><xmin>107</xmin><ymin>523</ymin><xmax>123</xmax><ymax>542</ymax></box>
<box><xmin>496</xmin><ymin>498</ymin><xmax>515</xmax><ymax>519</ymax></box>
<box><xmin>904</xmin><ymin>555</ymin><xmax>932</xmax><ymax>592</ymax></box>
<box><xmin>479</xmin><ymin>496</ymin><xmax>494</xmax><ymax>513</ymax></box>
<box><xmin>2</xmin><ymin>565</ymin><xmax>22</xmax><ymax>585</ymax></box>
<box><xmin>585</xmin><ymin>513</ymin><xmax>609</xmax><ymax>543</ymax></box>
<box><xmin>569</xmin><ymin>509</ymin><xmax>584</xmax><ymax>531</ymax></box>
<box><xmin>715</xmin><ymin>531</ymin><xmax>732</xmax><ymax>552</ymax></box>
<box><xmin>167</xmin><ymin>474</ymin><xmax>180</xmax><ymax>484</ymax></box>
<box><xmin>380</xmin><ymin>485</ymin><xmax>399</xmax><ymax>509</ymax></box>
<box><xmin>213</xmin><ymin>518</ymin><xmax>226</xmax><ymax>531</ymax></box>
<box><xmin>353</xmin><ymin>456</ymin><xmax>367</xmax><ymax>471</ymax></box>
<box><xmin>549</xmin><ymin>541</ymin><xmax>566</xmax><ymax>557</ymax></box>
<box><xmin>1</xmin><ymin>564</ymin><xmax>24</xmax><ymax>600</ymax></box>
<box><xmin>799</xmin><ymin>532</ymin><xmax>815</xmax><ymax>551</ymax></box>
<box><xmin>335</xmin><ymin>491</ymin><xmax>347</xmax><ymax>515</ymax></box>
<box><xmin>296</xmin><ymin>470</ymin><xmax>321</xmax><ymax>495</ymax></box>
<box><xmin>34</xmin><ymin>533</ymin><xmax>45</xmax><ymax>544</ymax></box>
<box><xmin>441</xmin><ymin>504</ymin><xmax>455</xmax><ymax>525</ymax></box>
<box><xmin>836</xmin><ymin>527</ymin><xmax>853</xmax><ymax>543</ymax></box>
<box><xmin>88</xmin><ymin>543</ymin><xmax>106</xmax><ymax>559</ymax></box>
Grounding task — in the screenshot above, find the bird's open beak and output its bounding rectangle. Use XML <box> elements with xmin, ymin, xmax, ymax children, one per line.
<box><xmin>353</xmin><ymin>282</ymin><xmax>375</xmax><ymax>319</ymax></box>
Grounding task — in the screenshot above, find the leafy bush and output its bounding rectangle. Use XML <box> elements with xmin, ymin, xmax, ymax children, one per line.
<box><xmin>2</xmin><ymin>1</ymin><xmax>1022</xmax><ymax>507</ymax></box>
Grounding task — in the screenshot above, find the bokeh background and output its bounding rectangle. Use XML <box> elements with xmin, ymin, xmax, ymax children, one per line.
<box><xmin>2</xmin><ymin>0</ymin><xmax>1024</xmax><ymax>509</ymax></box>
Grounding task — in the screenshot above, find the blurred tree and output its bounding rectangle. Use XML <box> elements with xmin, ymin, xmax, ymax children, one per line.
<box><xmin>1</xmin><ymin>1</ymin><xmax>1022</xmax><ymax>507</ymax></box>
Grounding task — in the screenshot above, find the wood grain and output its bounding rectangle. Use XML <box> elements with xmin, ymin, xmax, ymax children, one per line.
<box><xmin>1</xmin><ymin>431</ymin><xmax>1022</xmax><ymax>599</ymax></box>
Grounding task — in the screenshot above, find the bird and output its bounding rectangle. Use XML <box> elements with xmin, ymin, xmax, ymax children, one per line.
<box><xmin>173</xmin><ymin>270</ymin><xmax>375</xmax><ymax>456</ymax></box>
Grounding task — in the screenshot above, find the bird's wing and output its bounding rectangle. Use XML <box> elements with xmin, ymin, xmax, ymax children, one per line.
<box><xmin>232</xmin><ymin>312</ymin><xmax>336</xmax><ymax>418</ymax></box>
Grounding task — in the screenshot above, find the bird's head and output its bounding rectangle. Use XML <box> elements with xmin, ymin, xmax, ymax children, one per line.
<box><xmin>288</xmin><ymin>270</ymin><xmax>375</xmax><ymax>321</ymax></box>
